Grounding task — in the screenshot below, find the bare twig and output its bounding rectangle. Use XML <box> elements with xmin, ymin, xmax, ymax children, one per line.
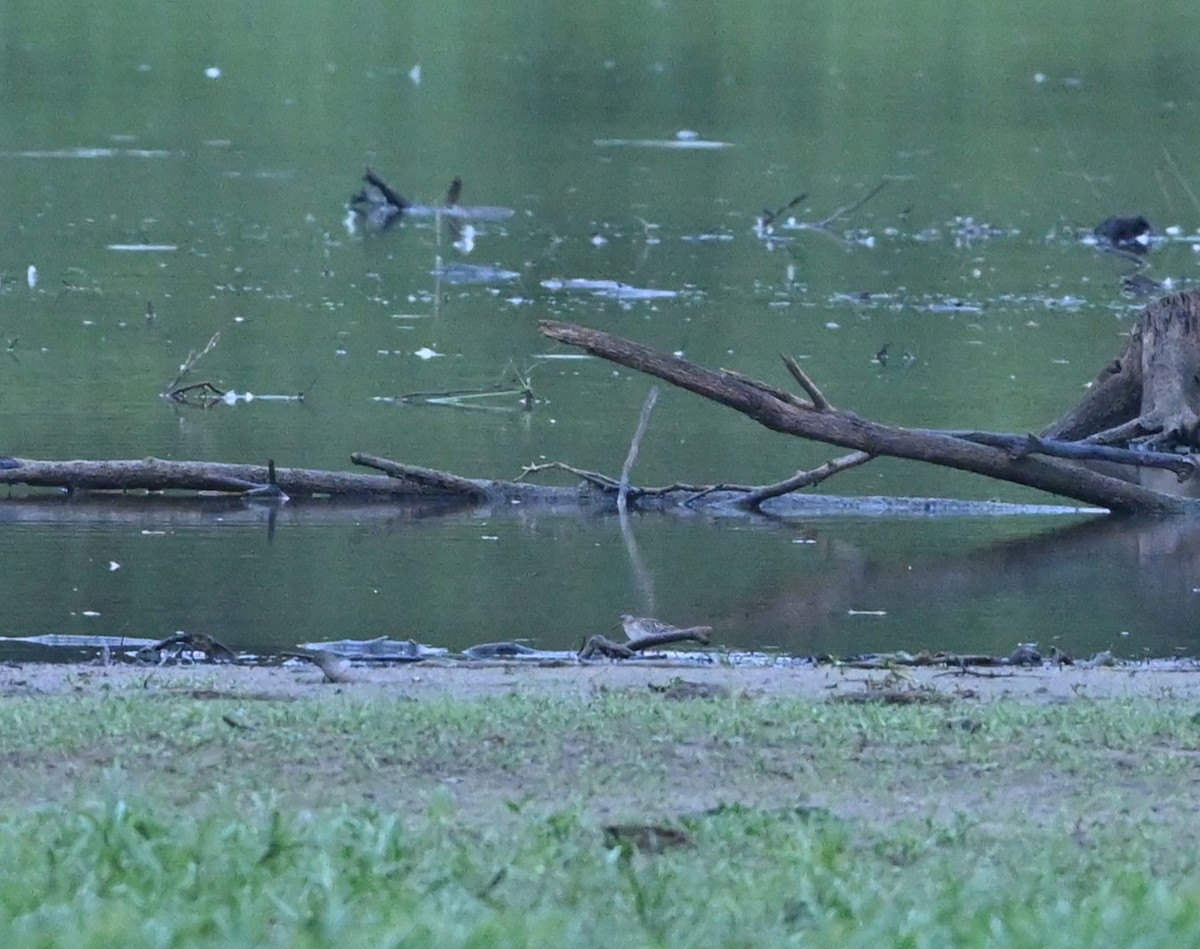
<box><xmin>516</xmin><ymin>461</ymin><xmax>623</xmax><ymax>490</ymax></box>
<box><xmin>165</xmin><ymin>332</ymin><xmax>221</xmax><ymax>394</ymax></box>
<box><xmin>165</xmin><ymin>381</ymin><xmax>227</xmax><ymax>405</ymax></box>
<box><xmin>733</xmin><ymin>451</ymin><xmax>874</xmax><ymax>510</ymax></box>
<box><xmin>720</xmin><ymin>369</ymin><xmax>811</xmax><ymax>408</ymax></box>
<box><xmin>350</xmin><ymin>453</ymin><xmax>489</xmax><ymax>498</ymax></box>
<box><xmin>781</xmin><ymin>355</ymin><xmax>831</xmax><ymax>410</ymax></box>
<box><xmin>758</xmin><ymin>193</ymin><xmax>807</xmax><ymax>231</ymax></box>
<box><xmin>815</xmin><ymin>180</ymin><xmax>889</xmax><ymax>228</ymax></box>
<box><xmin>618</xmin><ymin>387</ymin><xmax>660</xmax><ymax>516</ymax></box>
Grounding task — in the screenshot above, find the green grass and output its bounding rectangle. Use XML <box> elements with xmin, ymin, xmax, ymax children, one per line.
<box><xmin>0</xmin><ymin>685</ymin><xmax>1199</xmax><ymax>946</ymax></box>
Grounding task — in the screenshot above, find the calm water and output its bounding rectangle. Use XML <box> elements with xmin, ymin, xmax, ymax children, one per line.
<box><xmin>3</xmin><ymin>1</ymin><xmax>1200</xmax><ymax>658</ymax></box>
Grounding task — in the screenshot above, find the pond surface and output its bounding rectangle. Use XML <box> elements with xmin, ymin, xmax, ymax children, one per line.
<box><xmin>3</xmin><ymin>1</ymin><xmax>1200</xmax><ymax>659</ymax></box>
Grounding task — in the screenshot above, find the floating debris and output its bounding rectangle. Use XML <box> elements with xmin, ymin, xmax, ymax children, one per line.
<box><xmin>594</xmin><ymin>137</ymin><xmax>734</xmax><ymax>150</ymax></box>
<box><xmin>349</xmin><ymin>167</ymin><xmax>408</xmax><ymax>230</ymax></box>
<box><xmin>950</xmin><ymin>216</ymin><xmax>1018</xmax><ymax>247</ymax></box>
<box><xmin>349</xmin><ymin>167</ymin><xmax>515</xmax><ymax>233</ymax></box>
<box><xmin>540</xmin><ymin>278</ymin><xmax>679</xmax><ymax>300</ymax></box>
<box><xmin>106</xmin><ymin>244</ymin><xmax>178</xmax><ymax>252</ymax></box>
<box><xmin>433</xmin><ymin>262</ymin><xmax>520</xmax><ymax>284</ymax></box>
<box><xmin>0</xmin><ymin>148</ymin><xmax>172</xmax><ymax>159</ymax></box>
<box><xmin>681</xmin><ymin>232</ymin><xmax>735</xmax><ymax>243</ymax></box>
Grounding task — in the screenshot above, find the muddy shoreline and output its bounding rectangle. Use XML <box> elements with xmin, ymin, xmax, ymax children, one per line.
<box><xmin>4</xmin><ymin>658</ymin><xmax>1198</xmax><ymax>703</ymax></box>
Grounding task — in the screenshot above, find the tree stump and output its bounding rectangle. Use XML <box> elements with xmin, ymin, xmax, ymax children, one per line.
<box><xmin>1042</xmin><ymin>289</ymin><xmax>1200</xmax><ymax>496</ymax></box>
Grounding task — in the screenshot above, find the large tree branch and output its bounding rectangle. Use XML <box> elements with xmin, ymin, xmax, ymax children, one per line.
<box><xmin>537</xmin><ymin>320</ymin><xmax>1195</xmax><ymax>515</ymax></box>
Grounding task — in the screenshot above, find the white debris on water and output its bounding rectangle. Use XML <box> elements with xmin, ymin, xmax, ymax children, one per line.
<box><xmin>4</xmin><ymin>148</ymin><xmax>171</xmax><ymax>159</ymax></box>
<box><xmin>414</xmin><ymin>347</ymin><xmax>442</xmax><ymax>360</ymax></box>
<box><xmin>594</xmin><ymin>137</ymin><xmax>734</xmax><ymax>149</ymax></box>
<box><xmin>453</xmin><ymin>224</ymin><xmax>476</xmax><ymax>254</ymax></box>
<box><xmin>409</xmin><ymin>63</ymin><xmax>422</xmax><ymax>84</ymax></box>
<box><xmin>204</xmin><ymin>66</ymin><xmax>222</xmax><ymax>79</ymax></box>
<box><xmin>540</xmin><ymin>277</ymin><xmax>679</xmax><ymax>300</ymax></box>
<box><xmin>106</xmin><ymin>244</ymin><xmax>178</xmax><ymax>252</ymax></box>
<box><xmin>26</xmin><ymin>265</ymin><xmax>36</xmax><ymax>288</ymax></box>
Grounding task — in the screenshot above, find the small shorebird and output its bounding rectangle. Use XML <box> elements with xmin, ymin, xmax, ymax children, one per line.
<box><xmin>618</xmin><ymin>614</ymin><xmax>713</xmax><ymax>644</ymax></box>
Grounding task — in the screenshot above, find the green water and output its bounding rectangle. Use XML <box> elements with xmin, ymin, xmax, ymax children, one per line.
<box><xmin>2</xmin><ymin>1</ymin><xmax>1199</xmax><ymax>658</ymax></box>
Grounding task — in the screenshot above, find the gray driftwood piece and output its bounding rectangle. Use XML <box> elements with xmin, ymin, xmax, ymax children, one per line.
<box><xmin>0</xmin><ymin>455</ymin><xmax>1100</xmax><ymax>518</ymax></box>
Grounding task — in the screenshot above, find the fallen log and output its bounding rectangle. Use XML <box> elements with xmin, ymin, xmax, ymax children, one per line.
<box><xmin>0</xmin><ymin>456</ymin><xmax>501</xmax><ymax>502</ymax></box>
<box><xmin>0</xmin><ymin>453</ymin><xmax>1097</xmax><ymax>519</ymax></box>
<box><xmin>537</xmin><ymin>319</ymin><xmax>1200</xmax><ymax>515</ymax></box>
<box><xmin>14</xmin><ymin>293</ymin><xmax>1200</xmax><ymax>516</ymax></box>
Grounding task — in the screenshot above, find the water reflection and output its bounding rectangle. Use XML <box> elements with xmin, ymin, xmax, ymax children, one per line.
<box><xmin>0</xmin><ymin>497</ymin><xmax>1195</xmax><ymax>661</ymax></box>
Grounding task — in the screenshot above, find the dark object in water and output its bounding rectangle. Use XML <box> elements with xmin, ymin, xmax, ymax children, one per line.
<box><xmin>1121</xmin><ymin>273</ymin><xmax>1164</xmax><ymax>298</ymax></box>
<box><xmin>1094</xmin><ymin>215</ymin><xmax>1152</xmax><ymax>254</ymax></box>
<box><xmin>349</xmin><ymin>167</ymin><xmax>410</xmax><ymax>230</ymax></box>
<box><xmin>349</xmin><ymin>169</ymin><xmax>513</xmax><ymax>229</ymax></box>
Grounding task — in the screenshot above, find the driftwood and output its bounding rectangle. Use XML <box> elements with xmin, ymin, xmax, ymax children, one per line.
<box><xmin>6</xmin><ymin>290</ymin><xmax>1200</xmax><ymax>516</ymax></box>
<box><xmin>538</xmin><ymin>296</ymin><xmax>1200</xmax><ymax>515</ymax></box>
<box><xmin>0</xmin><ymin>456</ymin><xmax>500</xmax><ymax>502</ymax></box>
<box><xmin>578</xmin><ymin>624</ymin><xmax>712</xmax><ymax>660</ymax></box>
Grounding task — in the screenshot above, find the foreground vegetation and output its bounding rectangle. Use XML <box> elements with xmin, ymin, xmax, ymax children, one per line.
<box><xmin>0</xmin><ymin>675</ymin><xmax>1198</xmax><ymax>946</ymax></box>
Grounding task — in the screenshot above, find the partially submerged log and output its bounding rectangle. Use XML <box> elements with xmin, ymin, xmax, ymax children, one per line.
<box><xmin>6</xmin><ymin>288</ymin><xmax>1200</xmax><ymax>516</ymax></box>
<box><xmin>537</xmin><ymin>319</ymin><xmax>1199</xmax><ymax>515</ymax></box>
<box><xmin>0</xmin><ymin>456</ymin><xmax>502</xmax><ymax>503</ymax></box>
<box><xmin>0</xmin><ymin>453</ymin><xmax>1094</xmax><ymax>518</ymax></box>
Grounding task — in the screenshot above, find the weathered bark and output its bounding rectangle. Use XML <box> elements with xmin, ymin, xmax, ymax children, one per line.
<box><xmin>537</xmin><ymin>320</ymin><xmax>1197</xmax><ymax>515</ymax></box>
<box><xmin>0</xmin><ymin>457</ymin><xmax>488</xmax><ymax>500</ymax></box>
<box><xmin>1044</xmin><ymin>289</ymin><xmax>1200</xmax><ymax>450</ymax></box>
